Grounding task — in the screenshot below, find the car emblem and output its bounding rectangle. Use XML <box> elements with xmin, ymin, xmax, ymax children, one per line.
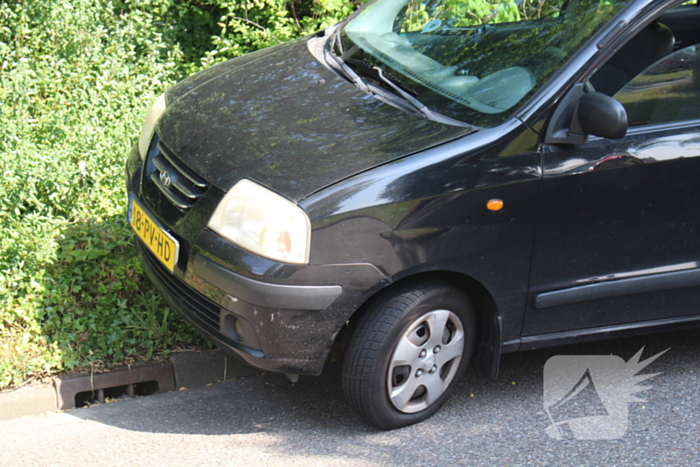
<box><xmin>159</xmin><ymin>169</ymin><xmax>173</xmax><ymax>188</ymax></box>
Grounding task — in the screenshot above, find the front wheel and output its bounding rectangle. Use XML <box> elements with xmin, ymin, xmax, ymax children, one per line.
<box><xmin>342</xmin><ymin>280</ymin><xmax>476</xmax><ymax>430</ymax></box>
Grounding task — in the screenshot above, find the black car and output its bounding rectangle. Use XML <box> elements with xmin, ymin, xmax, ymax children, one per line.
<box><xmin>126</xmin><ymin>0</ymin><xmax>700</xmax><ymax>429</ymax></box>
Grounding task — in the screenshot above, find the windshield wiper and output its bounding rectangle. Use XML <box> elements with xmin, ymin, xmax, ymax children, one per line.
<box><xmin>323</xmin><ymin>30</ymin><xmax>470</xmax><ymax>128</ymax></box>
<box><xmin>322</xmin><ymin>31</ymin><xmax>371</xmax><ymax>93</ymax></box>
<box><xmin>333</xmin><ymin>54</ymin><xmax>372</xmax><ymax>94</ymax></box>
<box><xmin>367</xmin><ymin>65</ymin><xmax>470</xmax><ymax>128</ymax></box>
<box><xmin>345</xmin><ymin>59</ymin><xmax>419</xmax><ymax>97</ymax></box>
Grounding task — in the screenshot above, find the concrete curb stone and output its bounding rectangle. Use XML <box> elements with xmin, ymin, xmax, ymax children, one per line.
<box><xmin>0</xmin><ymin>383</ymin><xmax>57</xmax><ymax>420</ymax></box>
<box><xmin>0</xmin><ymin>349</ymin><xmax>261</xmax><ymax>421</ymax></box>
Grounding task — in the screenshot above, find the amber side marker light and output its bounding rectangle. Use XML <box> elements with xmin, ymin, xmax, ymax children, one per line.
<box><xmin>487</xmin><ymin>199</ymin><xmax>504</xmax><ymax>211</ymax></box>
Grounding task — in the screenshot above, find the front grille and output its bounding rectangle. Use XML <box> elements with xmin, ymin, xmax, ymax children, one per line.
<box><xmin>138</xmin><ymin>241</ymin><xmax>221</xmax><ymax>333</ymax></box>
<box><xmin>148</xmin><ymin>139</ymin><xmax>209</xmax><ymax>211</ymax></box>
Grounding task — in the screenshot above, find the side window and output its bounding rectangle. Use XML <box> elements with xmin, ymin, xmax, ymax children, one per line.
<box><xmin>613</xmin><ymin>45</ymin><xmax>700</xmax><ymax>127</ymax></box>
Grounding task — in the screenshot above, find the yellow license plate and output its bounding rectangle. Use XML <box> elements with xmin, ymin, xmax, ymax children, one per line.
<box><xmin>130</xmin><ymin>197</ymin><xmax>179</xmax><ymax>273</ymax></box>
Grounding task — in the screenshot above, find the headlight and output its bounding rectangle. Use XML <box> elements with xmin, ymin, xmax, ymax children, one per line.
<box><xmin>207</xmin><ymin>179</ymin><xmax>311</xmax><ymax>264</ymax></box>
<box><xmin>138</xmin><ymin>94</ymin><xmax>167</xmax><ymax>160</ymax></box>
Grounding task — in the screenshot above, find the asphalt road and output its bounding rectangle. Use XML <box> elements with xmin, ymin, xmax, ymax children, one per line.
<box><xmin>1</xmin><ymin>328</ymin><xmax>698</xmax><ymax>467</ymax></box>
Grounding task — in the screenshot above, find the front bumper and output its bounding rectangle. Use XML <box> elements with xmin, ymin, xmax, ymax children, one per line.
<box><xmin>127</xmin><ymin>146</ymin><xmax>388</xmax><ymax>375</ymax></box>
<box><xmin>193</xmin><ymin>254</ymin><xmax>341</xmax><ymax>311</ymax></box>
<box><xmin>137</xmin><ymin>234</ymin><xmax>386</xmax><ymax>375</ymax></box>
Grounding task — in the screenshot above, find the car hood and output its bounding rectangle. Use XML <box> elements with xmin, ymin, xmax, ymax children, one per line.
<box><xmin>157</xmin><ymin>37</ymin><xmax>472</xmax><ymax>202</ymax></box>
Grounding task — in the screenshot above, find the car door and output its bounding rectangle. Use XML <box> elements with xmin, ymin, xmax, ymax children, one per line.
<box><xmin>522</xmin><ymin>44</ymin><xmax>700</xmax><ymax>337</ymax></box>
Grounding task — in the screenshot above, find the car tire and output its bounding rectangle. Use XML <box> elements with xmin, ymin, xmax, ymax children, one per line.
<box><xmin>342</xmin><ymin>280</ymin><xmax>477</xmax><ymax>430</ymax></box>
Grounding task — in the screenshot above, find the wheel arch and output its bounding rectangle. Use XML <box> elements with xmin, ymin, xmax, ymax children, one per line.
<box><xmin>335</xmin><ymin>270</ymin><xmax>502</xmax><ymax>381</ymax></box>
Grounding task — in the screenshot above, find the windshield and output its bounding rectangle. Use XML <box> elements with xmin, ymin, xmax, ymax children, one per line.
<box><xmin>339</xmin><ymin>0</ymin><xmax>628</xmax><ymax>127</ymax></box>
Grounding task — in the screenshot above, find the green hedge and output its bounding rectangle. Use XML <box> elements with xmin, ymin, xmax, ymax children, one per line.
<box><xmin>0</xmin><ymin>0</ymin><xmax>361</xmax><ymax>389</ymax></box>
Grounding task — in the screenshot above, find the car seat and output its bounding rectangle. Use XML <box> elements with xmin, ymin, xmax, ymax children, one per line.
<box><xmin>590</xmin><ymin>21</ymin><xmax>675</xmax><ymax>96</ymax></box>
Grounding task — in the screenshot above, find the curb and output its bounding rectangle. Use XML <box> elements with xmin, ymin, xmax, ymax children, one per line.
<box><xmin>0</xmin><ymin>384</ymin><xmax>57</xmax><ymax>420</ymax></box>
<box><xmin>0</xmin><ymin>350</ymin><xmax>262</xmax><ymax>421</ymax></box>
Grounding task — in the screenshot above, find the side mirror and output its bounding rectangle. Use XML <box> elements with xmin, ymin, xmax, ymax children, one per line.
<box><xmin>544</xmin><ymin>85</ymin><xmax>629</xmax><ymax>145</ymax></box>
<box><xmin>576</xmin><ymin>92</ymin><xmax>627</xmax><ymax>140</ymax></box>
